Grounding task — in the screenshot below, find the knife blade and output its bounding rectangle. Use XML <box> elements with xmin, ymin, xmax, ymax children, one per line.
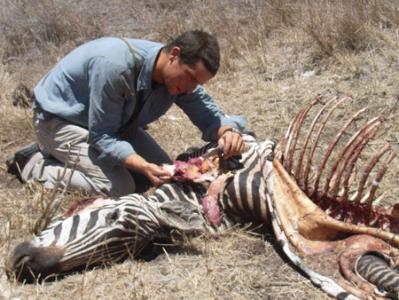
<box><xmin>202</xmin><ymin>145</ymin><xmax>223</xmax><ymax>159</ymax></box>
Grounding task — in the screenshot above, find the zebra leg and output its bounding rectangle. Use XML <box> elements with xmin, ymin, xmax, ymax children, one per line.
<box><xmin>338</xmin><ymin>235</ymin><xmax>399</xmax><ymax>298</ymax></box>
<box><xmin>355</xmin><ymin>252</ymin><xmax>399</xmax><ymax>295</ymax></box>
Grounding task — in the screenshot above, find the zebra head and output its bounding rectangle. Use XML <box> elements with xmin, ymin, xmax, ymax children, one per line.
<box><xmin>6</xmin><ymin>196</ymin><xmax>165</xmax><ymax>282</ymax></box>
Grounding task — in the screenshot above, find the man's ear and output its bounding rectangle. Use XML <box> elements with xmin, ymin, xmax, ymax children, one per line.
<box><xmin>170</xmin><ymin>47</ymin><xmax>181</xmax><ymax>61</ymax></box>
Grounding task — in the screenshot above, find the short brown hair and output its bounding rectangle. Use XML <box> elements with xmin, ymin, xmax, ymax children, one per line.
<box><xmin>164</xmin><ymin>30</ymin><xmax>220</xmax><ymax>75</ymax></box>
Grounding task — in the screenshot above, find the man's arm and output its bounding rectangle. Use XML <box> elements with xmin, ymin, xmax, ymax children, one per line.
<box><xmin>175</xmin><ymin>86</ymin><xmax>246</xmax><ymax>157</ymax></box>
<box><xmin>88</xmin><ymin>57</ymin><xmax>170</xmax><ymax>184</ymax></box>
<box><xmin>87</xmin><ymin>57</ymin><xmax>135</xmax><ymax>165</ymax></box>
<box><xmin>175</xmin><ymin>86</ymin><xmax>245</xmax><ymax>140</ymax></box>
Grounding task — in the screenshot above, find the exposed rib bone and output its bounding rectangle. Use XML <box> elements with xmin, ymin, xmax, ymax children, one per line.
<box><xmin>364</xmin><ymin>150</ymin><xmax>396</xmax><ymax>209</ymax></box>
<box><xmin>302</xmin><ymin>96</ymin><xmax>347</xmax><ymax>193</ymax></box>
<box><xmin>338</xmin><ymin>125</ymin><xmax>378</xmax><ymax>204</ymax></box>
<box><xmin>353</xmin><ymin>143</ymin><xmax>391</xmax><ymax>206</ymax></box>
<box><xmin>284</xmin><ymin>97</ymin><xmax>321</xmax><ymax>173</ymax></box>
<box><xmin>283</xmin><ymin>107</ymin><xmax>305</xmax><ymax>172</ymax></box>
<box><xmin>287</xmin><ymin>96</ymin><xmax>321</xmax><ymax>178</ymax></box>
<box><xmin>282</xmin><ymin>110</ymin><xmax>301</xmax><ymax>166</ymax></box>
<box><xmin>310</xmin><ymin>107</ymin><xmax>367</xmax><ymax>198</ymax></box>
<box><xmin>322</xmin><ymin>116</ymin><xmax>383</xmax><ymax>200</ymax></box>
<box><xmin>324</xmin><ymin>125</ymin><xmax>381</xmax><ymax>222</ymax></box>
<box><xmin>369</xmin><ymin>192</ymin><xmax>386</xmax><ymax>207</ymax></box>
<box><xmin>329</xmin><ymin>122</ymin><xmax>380</xmax><ymax>203</ymax></box>
<box><xmin>278</xmin><ymin>120</ymin><xmax>293</xmax><ymax>163</ymax></box>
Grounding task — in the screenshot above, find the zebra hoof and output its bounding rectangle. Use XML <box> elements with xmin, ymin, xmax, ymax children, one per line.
<box><xmin>6</xmin><ymin>241</ymin><xmax>64</xmax><ymax>283</ymax></box>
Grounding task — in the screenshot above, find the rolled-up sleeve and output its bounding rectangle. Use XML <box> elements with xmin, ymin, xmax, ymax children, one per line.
<box><xmin>175</xmin><ymin>86</ymin><xmax>246</xmax><ymax>141</ymax></box>
<box><xmin>87</xmin><ymin>56</ymin><xmax>136</xmax><ymax>166</ymax></box>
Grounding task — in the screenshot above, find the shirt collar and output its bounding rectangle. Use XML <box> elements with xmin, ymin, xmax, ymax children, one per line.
<box><xmin>136</xmin><ymin>45</ymin><xmax>163</xmax><ymax>91</ymax></box>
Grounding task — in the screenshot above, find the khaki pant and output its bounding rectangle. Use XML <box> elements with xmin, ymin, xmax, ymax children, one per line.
<box><xmin>22</xmin><ymin>113</ymin><xmax>171</xmax><ymax>197</ymax></box>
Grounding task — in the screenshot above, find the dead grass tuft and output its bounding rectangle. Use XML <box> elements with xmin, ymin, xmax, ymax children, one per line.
<box><xmin>0</xmin><ymin>64</ymin><xmax>14</xmax><ymax>102</ymax></box>
<box><xmin>301</xmin><ymin>0</ymin><xmax>399</xmax><ymax>59</ymax></box>
<box><xmin>0</xmin><ymin>0</ymin><xmax>103</xmax><ymax>62</ymax></box>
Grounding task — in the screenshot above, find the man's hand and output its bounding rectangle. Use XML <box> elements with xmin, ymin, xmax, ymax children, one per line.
<box><xmin>142</xmin><ymin>163</ymin><xmax>172</xmax><ymax>187</ymax></box>
<box><xmin>217</xmin><ymin>126</ymin><xmax>245</xmax><ymax>158</ymax></box>
<box><xmin>123</xmin><ymin>154</ymin><xmax>172</xmax><ymax>187</ymax></box>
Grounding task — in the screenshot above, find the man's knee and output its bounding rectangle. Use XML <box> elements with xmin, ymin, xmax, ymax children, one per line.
<box><xmin>92</xmin><ymin>167</ymin><xmax>136</xmax><ymax>197</ymax></box>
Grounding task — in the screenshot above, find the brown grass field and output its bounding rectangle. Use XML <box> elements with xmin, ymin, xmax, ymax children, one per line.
<box><xmin>1</xmin><ymin>0</ymin><xmax>399</xmax><ymax>299</ymax></box>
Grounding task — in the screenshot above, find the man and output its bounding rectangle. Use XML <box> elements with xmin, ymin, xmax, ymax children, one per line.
<box><xmin>8</xmin><ymin>30</ymin><xmax>245</xmax><ymax>196</ymax></box>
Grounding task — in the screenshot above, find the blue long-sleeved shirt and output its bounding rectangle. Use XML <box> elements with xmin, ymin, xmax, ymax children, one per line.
<box><xmin>34</xmin><ymin>37</ymin><xmax>245</xmax><ymax>167</ymax></box>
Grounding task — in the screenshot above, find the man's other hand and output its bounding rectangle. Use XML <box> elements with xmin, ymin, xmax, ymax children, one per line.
<box><xmin>123</xmin><ymin>154</ymin><xmax>172</xmax><ymax>187</ymax></box>
<box><xmin>217</xmin><ymin>126</ymin><xmax>244</xmax><ymax>159</ymax></box>
<box><xmin>142</xmin><ymin>163</ymin><xmax>172</xmax><ymax>187</ymax></box>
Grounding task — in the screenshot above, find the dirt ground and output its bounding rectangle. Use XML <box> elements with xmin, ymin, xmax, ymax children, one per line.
<box><xmin>1</xmin><ymin>0</ymin><xmax>399</xmax><ymax>299</ymax></box>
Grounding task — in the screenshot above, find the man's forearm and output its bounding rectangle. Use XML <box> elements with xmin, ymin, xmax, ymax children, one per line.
<box><xmin>122</xmin><ymin>153</ymin><xmax>149</xmax><ymax>173</ymax></box>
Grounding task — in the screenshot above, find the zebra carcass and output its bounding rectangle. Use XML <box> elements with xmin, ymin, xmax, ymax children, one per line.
<box><xmin>6</xmin><ymin>96</ymin><xmax>399</xmax><ymax>299</ymax></box>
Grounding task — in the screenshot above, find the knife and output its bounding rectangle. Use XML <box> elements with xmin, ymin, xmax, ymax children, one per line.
<box><xmin>202</xmin><ymin>145</ymin><xmax>224</xmax><ymax>159</ymax></box>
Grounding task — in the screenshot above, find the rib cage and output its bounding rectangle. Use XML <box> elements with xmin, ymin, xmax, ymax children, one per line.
<box><xmin>271</xmin><ymin>96</ymin><xmax>399</xmax><ymax>299</ymax></box>
<box><xmin>277</xmin><ymin>96</ymin><xmax>397</xmax><ymax>230</ymax></box>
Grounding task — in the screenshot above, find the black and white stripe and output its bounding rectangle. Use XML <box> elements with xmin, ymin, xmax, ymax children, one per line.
<box><xmin>8</xmin><ymin>134</ymin><xmax>274</xmax><ymax>281</ymax></box>
<box><xmin>355</xmin><ymin>252</ymin><xmax>399</xmax><ymax>297</ymax></box>
<box><xmin>222</xmin><ymin>139</ymin><xmax>275</xmax><ymax>224</ymax></box>
<box><xmin>10</xmin><ymin>133</ymin><xmax>387</xmax><ymax>300</ymax></box>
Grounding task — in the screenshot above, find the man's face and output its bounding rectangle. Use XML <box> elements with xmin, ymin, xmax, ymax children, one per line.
<box><xmin>163</xmin><ymin>48</ymin><xmax>214</xmax><ymax>96</ymax></box>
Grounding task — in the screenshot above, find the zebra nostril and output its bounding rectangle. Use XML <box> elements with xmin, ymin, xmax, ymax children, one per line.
<box><xmin>106</xmin><ymin>210</ymin><xmax>120</xmax><ymax>224</ymax></box>
<box><xmin>111</xmin><ymin>210</ymin><xmax>119</xmax><ymax>221</ymax></box>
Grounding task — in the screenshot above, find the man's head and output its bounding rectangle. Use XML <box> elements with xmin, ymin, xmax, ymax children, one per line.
<box><xmin>163</xmin><ymin>30</ymin><xmax>220</xmax><ymax>75</ymax></box>
<box><xmin>157</xmin><ymin>30</ymin><xmax>220</xmax><ymax>96</ymax></box>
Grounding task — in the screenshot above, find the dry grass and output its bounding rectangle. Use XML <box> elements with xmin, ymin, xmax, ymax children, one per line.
<box><xmin>302</xmin><ymin>0</ymin><xmax>399</xmax><ymax>57</ymax></box>
<box><xmin>0</xmin><ymin>0</ymin><xmax>102</xmax><ymax>59</ymax></box>
<box><xmin>1</xmin><ymin>0</ymin><xmax>399</xmax><ymax>299</ymax></box>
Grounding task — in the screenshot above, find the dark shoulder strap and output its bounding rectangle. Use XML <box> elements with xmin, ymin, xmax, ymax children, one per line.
<box><xmin>118</xmin><ymin>38</ymin><xmax>143</xmax><ymax>139</ymax></box>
